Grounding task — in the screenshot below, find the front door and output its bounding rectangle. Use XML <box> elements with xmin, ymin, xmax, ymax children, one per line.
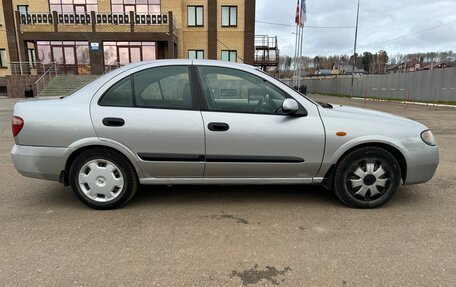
<box><xmin>196</xmin><ymin>65</ymin><xmax>325</xmax><ymax>178</ymax></box>
<box><xmin>52</xmin><ymin>45</ymin><xmax>77</xmax><ymax>74</ymax></box>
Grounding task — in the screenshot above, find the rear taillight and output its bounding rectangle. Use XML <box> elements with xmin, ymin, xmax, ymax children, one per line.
<box><xmin>12</xmin><ymin>116</ymin><xmax>24</xmax><ymax>137</ymax></box>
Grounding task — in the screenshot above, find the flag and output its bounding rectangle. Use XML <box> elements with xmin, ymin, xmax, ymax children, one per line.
<box><xmin>295</xmin><ymin>0</ymin><xmax>300</xmax><ymax>25</ymax></box>
<box><xmin>300</xmin><ymin>0</ymin><xmax>307</xmax><ymax>26</ymax></box>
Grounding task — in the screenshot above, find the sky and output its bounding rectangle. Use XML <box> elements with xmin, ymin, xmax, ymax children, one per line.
<box><xmin>255</xmin><ymin>0</ymin><xmax>456</xmax><ymax>57</ymax></box>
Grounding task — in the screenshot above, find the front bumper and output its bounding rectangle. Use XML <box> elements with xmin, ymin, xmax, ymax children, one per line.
<box><xmin>10</xmin><ymin>144</ymin><xmax>68</xmax><ymax>182</ymax></box>
<box><xmin>404</xmin><ymin>144</ymin><xmax>439</xmax><ymax>185</ymax></box>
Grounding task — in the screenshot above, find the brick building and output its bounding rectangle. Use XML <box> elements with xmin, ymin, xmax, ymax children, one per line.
<box><xmin>0</xmin><ymin>0</ymin><xmax>255</xmax><ymax>94</ymax></box>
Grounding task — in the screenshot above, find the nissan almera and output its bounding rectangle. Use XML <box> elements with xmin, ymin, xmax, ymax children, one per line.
<box><xmin>11</xmin><ymin>60</ymin><xmax>439</xmax><ymax>209</ymax></box>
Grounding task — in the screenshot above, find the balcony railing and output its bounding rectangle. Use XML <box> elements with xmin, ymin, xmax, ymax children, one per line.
<box><xmin>255</xmin><ymin>35</ymin><xmax>278</xmax><ymax>49</ymax></box>
<box><xmin>254</xmin><ymin>55</ymin><xmax>280</xmax><ymax>66</ymax></box>
<box><xmin>134</xmin><ymin>13</ymin><xmax>168</xmax><ymax>25</ymax></box>
<box><xmin>19</xmin><ymin>12</ymin><xmax>170</xmax><ymax>26</ymax></box>
<box><xmin>59</xmin><ymin>13</ymin><xmax>91</xmax><ymax>25</ymax></box>
<box><xmin>96</xmin><ymin>13</ymin><xmax>129</xmax><ymax>25</ymax></box>
<box><xmin>20</xmin><ymin>13</ymin><xmax>53</xmax><ymax>24</ymax></box>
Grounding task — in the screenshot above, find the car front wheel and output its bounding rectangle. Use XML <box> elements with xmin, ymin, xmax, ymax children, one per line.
<box><xmin>69</xmin><ymin>148</ymin><xmax>138</xmax><ymax>209</ymax></box>
<box><xmin>333</xmin><ymin>146</ymin><xmax>402</xmax><ymax>208</ymax></box>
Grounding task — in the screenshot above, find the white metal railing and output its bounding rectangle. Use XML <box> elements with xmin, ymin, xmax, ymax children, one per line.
<box><xmin>35</xmin><ymin>63</ymin><xmax>60</xmax><ymax>95</ymax></box>
<box><xmin>9</xmin><ymin>62</ymin><xmax>51</xmax><ymax>75</ymax></box>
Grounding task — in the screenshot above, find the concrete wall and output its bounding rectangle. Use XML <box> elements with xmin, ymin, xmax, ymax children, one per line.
<box><xmin>5</xmin><ymin>74</ymin><xmax>39</xmax><ymax>98</ymax></box>
<box><xmin>300</xmin><ymin>67</ymin><xmax>456</xmax><ymax>102</ymax></box>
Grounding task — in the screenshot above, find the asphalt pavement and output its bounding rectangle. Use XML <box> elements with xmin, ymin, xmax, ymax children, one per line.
<box><xmin>0</xmin><ymin>95</ymin><xmax>455</xmax><ymax>286</ymax></box>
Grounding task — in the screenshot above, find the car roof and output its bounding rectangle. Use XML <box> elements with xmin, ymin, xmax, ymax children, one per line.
<box><xmin>115</xmin><ymin>59</ymin><xmax>257</xmax><ymax>72</ymax></box>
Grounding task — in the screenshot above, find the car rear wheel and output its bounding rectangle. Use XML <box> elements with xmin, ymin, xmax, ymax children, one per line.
<box><xmin>69</xmin><ymin>148</ymin><xmax>138</xmax><ymax>209</ymax></box>
<box><xmin>333</xmin><ymin>146</ymin><xmax>401</xmax><ymax>208</ymax></box>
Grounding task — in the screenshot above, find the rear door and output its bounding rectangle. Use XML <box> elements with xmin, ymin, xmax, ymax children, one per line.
<box><xmin>91</xmin><ymin>65</ymin><xmax>205</xmax><ymax>178</ymax></box>
<box><xmin>196</xmin><ymin>65</ymin><xmax>325</xmax><ymax>178</ymax></box>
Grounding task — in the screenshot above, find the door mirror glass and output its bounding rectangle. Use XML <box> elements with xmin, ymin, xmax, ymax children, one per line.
<box><xmin>282</xmin><ymin>98</ymin><xmax>299</xmax><ymax>114</ymax></box>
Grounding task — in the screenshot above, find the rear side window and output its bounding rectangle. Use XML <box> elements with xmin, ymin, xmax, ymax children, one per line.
<box><xmin>134</xmin><ymin>66</ymin><xmax>192</xmax><ymax>109</ymax></box>
<box><xmin>99</xmin><ymin>76</ymin><xmax>133</xmax><ymax>107</ymax></box>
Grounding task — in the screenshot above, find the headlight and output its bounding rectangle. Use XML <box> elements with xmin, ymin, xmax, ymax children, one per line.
<box><xmin>421</xmin><ymin>130</ymin><xmax>437</xmax><ymax>146</ymax></box>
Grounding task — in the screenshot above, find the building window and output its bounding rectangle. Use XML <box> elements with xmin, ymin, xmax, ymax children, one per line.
<box><xmin>103</xmin><ymin>42</ymin><xmax>156</xmax><ymax>66</ymax></box>
<box><xmin>221</xmin><ymin>6</ymin><xmax>237</xmax><ymax>27</ymax></box>
<box><xmin>188</xmin><ymin>50</ymin><xmax>204</xmax><ymax>60</ymax></box>
<box><xmin>17</xmin><ymin>5</ymin><xmax>29</xmax><ymax>14</ymax></box>
<box><xmin>49</xmin><ymin>0</ymin><xmax>98</xmax><ymax>13</ymax></box>
<box><xmin>187</xmin><ymin>6</ymin><xmax>203</xmax><ymax>27</ymax></box>
<box><xmin>221</xmin><ymin>50</ymin><xmax>237</xmax><ymax>62</ymax></box>
<box><xmin>0</xmin><ymin>49</ymin><xmax>8</xmax><ymax>68</ymax></box>
<box><xmin>36</xmin><ymin>41</ymin><xmax>91</xmax><ymax>74</ymax></box>
<box><xmin>111</xmin><ymin>0</ymin><xmax>160</xmax><ymax>14</ymax></box>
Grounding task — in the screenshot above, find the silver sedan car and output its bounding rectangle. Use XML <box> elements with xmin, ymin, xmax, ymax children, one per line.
<box><xmin>11</xmin><ymin>60</ymin><xmax>439</xmax><ymax>209</ymax></box>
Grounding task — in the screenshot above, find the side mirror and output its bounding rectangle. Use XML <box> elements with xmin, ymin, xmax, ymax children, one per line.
<box><xmin>282</xmin><ymin>98</ymin><xmax>299</xmax><ymax>114</ymax></box>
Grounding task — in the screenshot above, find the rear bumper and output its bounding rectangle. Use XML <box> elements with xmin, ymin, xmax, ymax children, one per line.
<box><xmin>10</xmin><ymin>144</ymin><xmax>67</xmax><ymax>182</ymax></box>
<box><xmin>404</xmin><ymin>145</ymin><xmax>439</xmax><ymax>185</ymax></box>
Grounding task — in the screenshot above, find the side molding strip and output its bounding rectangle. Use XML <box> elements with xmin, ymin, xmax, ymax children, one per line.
<box><xmin>138</xmin><ymin>153</ymin><xmax>304</xmax><ymax>163</ymax></box>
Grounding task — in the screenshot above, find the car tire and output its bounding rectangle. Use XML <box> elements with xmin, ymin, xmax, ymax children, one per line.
<box><xmin>69</xmin><ymin>148</ymin><xmax>138</xmax><ymax>209</ymax></box>
<box><xmin>333</xmin><ymin>146</ymin><xmax>401</xmax><ymax>208</ymax></box>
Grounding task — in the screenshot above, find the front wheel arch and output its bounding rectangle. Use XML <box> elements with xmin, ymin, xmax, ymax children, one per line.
<box><xmin>323</xmin><ymin>143</ymin><xmax>407</xmax><ymax>190</ymax></box>
<box><xmin>332</xmin><ymin>145</ymin><xmax>402</xmax><ymax>208</ymax></box>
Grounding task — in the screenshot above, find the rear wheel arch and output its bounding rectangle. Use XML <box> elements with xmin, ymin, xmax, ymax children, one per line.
<box><xmin>62</xmin><ymin>145</ymin><xmax>140</xmax><ymax>186</ymax></box>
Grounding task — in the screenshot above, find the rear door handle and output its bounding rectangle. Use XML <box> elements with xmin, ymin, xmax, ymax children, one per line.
<box><xmin>103</xmin><ymin>117</ymin><xmax>125</xmax><ymax>127</ymax></box>
<box><xmin>208</xmin><ymin>122</ymin><xmax>229</xmax><ymax>132</ymax></box>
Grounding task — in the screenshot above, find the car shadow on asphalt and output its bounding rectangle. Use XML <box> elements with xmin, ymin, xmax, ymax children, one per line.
<box><xmin>25</xmin><ymin>183</ymin><xmax>427</xmax><ymax>210</ymax></box>
<box><xmin>128</xmin><ymin>184</ymin><xmax>341</xmax><ymax>208</ymax></box>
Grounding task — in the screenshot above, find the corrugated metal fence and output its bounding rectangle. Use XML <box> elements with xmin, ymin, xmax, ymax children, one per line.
<box><xmin>295</xmin><ymin>67</ymin><xmax>456</xmax><ymax>102</ymax></box>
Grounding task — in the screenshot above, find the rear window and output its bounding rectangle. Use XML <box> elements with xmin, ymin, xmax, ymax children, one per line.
<box><xmin>99</xmin><ymin>76</ymin><xmax>133</xmax><ymax>107</ymax></box>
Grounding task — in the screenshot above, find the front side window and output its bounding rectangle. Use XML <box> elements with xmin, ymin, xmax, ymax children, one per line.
<box><xmin>197</xmin><ymin>66</ymin><xmax>288</xmax><ymax>114</ymax></box>
<box><xmin>221</xmin><ymin>6</ymin><xmax>237</xmax><ymax>27</ymax></box>
<box><xmin>0</xmin><ymin>49</ymin><xmax>7</xmax><ymax>68</ymax></box>
<box><xmin>188</xmin><ymin>50</ymin><xmax>204</xmax><ymax>60</ymax></box>
<box><xmin>134</xmin><ymin>66</ymin><xmax>192</xmax><ymax>109</ymax></box>
<box><xmin>187</xmin><ymin>6</ymin><xmax>203</xmax><ymax>26</ymax></box>
<box><xmin>221</xmin><ymin>50</ymin><xmax>237</xmax><ymax>62</ymax></box>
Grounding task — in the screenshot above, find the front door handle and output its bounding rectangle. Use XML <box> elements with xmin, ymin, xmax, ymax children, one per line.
<box><xmin>208</xmin><ymin>122</ymin><xmax>229</xmax><ymax>132</ymax></box>
<box><xmin>103</xmin><ymin>117</ymin><xmax>125</xmax><ymax>127</ymax></box>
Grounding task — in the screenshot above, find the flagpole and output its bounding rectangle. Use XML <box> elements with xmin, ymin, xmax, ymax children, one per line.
<box><xmin>298</xmin><ymin>25</ymin><xmax>304</xmax><ymax>89</ymax></box>
<box><xmin>297</xmin><ymin>0</ymin><xmax>306</xmax><ymax>90</ymax></box>
<box><xmin>295</xmin><ymin>27</ymin><xmax>301</xmax><ymax>88</ymax></box>
<box><xmin>293</xmin><ymin>25</ymin><xmax>299</xmax><ymax>87</ymax></box>
<box><xmin>293</xmin><ymin>0</ymin><xmax>300</xmax><ymax>88</ymax></box>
